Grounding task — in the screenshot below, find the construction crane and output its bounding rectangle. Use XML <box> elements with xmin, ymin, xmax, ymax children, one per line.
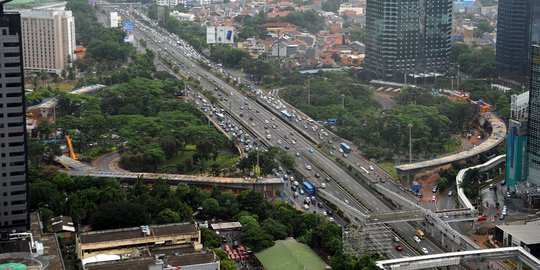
<box><xmin>465</xmin><ymin>97</ymin><xmax>492</xmax><ymax>112</ymax></box>
<box><xmin>65</xmin><ymin>134</ymin><xmax>78</xmax><ymax>160</ymax></box>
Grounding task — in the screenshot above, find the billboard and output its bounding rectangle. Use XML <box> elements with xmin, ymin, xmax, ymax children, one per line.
<box><xmin>217</xmin><ymin>26</ymin><xmax>235</xmax><ymax>44</ymax></box>
<box><xmin>122</xmin><ymin>20</ymin><xmax>134</xmax><ymax>43</ymax></box>
<box><xmin>110</xmin><ymin>12</ymin><xmax>118</xmax><ymax>28</ymax></box>
<box><xmin>206</xmin><ymin>26</ymin><xmax>216</xmax><ymax>44</ymax></box>
<box><xmin>207</xmin><ymin>26</ymin><xmax>235</xmax><ymax>44</ymax></box>
<box><xmin>454</xmin><ymin>0</ymin><xmax>475</xmax><ymax>7</ymax></box>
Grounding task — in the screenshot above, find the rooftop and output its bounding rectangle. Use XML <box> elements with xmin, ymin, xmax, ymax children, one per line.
<box><xmin>497</xmin><ymin>222</ymin><xmax>540</xmax><ymax>245</ymax></box>
<box><xmin>79</xmin><ymin>223</ymin><xmax>198</xmax><ymax>245</ymax></box>
<box><xmin>86</xmin><ymin>251</ymin><xmax>216</xmax><ymax>270</ymax></box>
<box><xmin>210</xmin><ymin>222</ymin><xmax>242</xmax><ymax>230</ymax></box>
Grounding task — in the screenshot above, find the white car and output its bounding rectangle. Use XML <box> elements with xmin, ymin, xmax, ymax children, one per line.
<box><xmin>303</xmin><ymin>204</ymin><xmax>309</xmax><ymax>210</ymax></box>
<box><xmin>414</xmin><ymin>236</ymin><xmax>421</xmax><ymax>243</ymax></box>
<box><xmin>299</xmin><ymin>189</ymin><xmax>305</xmax><ymax>195</ymax></box>
<box><xmin>421</xmin><ymin>247</ymin><xmax>429</xmax><ymax>254</ymax></box>
<box><xmin>306</xmin><ymin>165</ymin><xmax>312</xmax><ymax>170</ymax></box>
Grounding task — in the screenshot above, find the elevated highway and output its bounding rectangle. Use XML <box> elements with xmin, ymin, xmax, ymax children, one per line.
<box><xmin>55</xmin><ymin>156</ymin><xmax>283</xmax><ymax>194</ymax></box>
<box><xmin>396</xmin><ymin>111</ymin><xmax>506</xmax><ymax>183</ymax></box>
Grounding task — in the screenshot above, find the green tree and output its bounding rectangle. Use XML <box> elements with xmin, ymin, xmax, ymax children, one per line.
<box><xmin>322</xmin><ymin>0</ymin><xmax>345</xmax><ymax>12</ymax></box>
<box><xmin>239</xmin><ymin>215</ymin><xmax>274</xmax><ymax>252</ymax></box>
<box><xmin>261</xmin><ymin>218</ymin><xmax>289</xmax><ymax>239</ymax></box>
<box><xmin>200</xmin><ymin>227</ymin><xmax>221</xmax><ymax>248</ymax></box>
<box><xmin>202</xmin><ymin>198</ymin><xmax>220</xmax><ymax>218</ymax></box>
<box><xmin>89</xmin><ymin>201</ymin><xmax>150</xmax><ymax>230</ymax></box>
<box><xmin>220</xmin><ymin>260</ymin><xmax>237</xmax><ymax>270</ymax></box>
<box><xmin>156</xmin><ymin>208</ymin><xmax>181</xmax><ymax>224</ymax></box>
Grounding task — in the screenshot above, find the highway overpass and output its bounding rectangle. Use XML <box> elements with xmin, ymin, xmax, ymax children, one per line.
<box><xmin>396</xmin><ymin>111</ymin><xmax>506</xmax><ymax>184</ymax></box>
<box><xmin>55</xmin><ymin>156</ymin><xmax>283</xmax><ymax>194</ymax></box>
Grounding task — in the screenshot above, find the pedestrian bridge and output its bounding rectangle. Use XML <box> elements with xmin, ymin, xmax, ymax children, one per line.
<box><xmin>376</xmin><ymin>246</ymin><xmax>540</xmax><ymax>270</ymax></box>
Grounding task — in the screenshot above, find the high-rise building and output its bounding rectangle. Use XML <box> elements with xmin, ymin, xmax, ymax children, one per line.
<box><xmin>20</xmin><ymin>9</ymin><xmax>76</xmax><ymax>74</ymax></box>
<box><xmin>505</xmin><ymin>91</ymin><xmax>529</xmax><ymax>188</ymax></box>
<box><xmin>0</xmin><ymin>5</ymin><xmax>29</xmax><ymax>233</ymax></box>
<box><xmin>526</xmin><ymin>45</ymin><xmax>540</xmax><ymax>187</ymax></box>
<box><xmin>495</xmin><ymin>0</ymin><xmax>540</xmax><ymax>88</ymax></box>
<box><xmin>364</xmin><ymin>0</ymin><xmax>452</xmax><ymax>82</ymax></box>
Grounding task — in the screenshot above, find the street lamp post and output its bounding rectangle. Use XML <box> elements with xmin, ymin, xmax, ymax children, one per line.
<box><xmin>457</xmin><ymin>64</ymin><xmax>461</xmax><ymax>91</ymax></box>
<box><xmin>408</xmin><ymin>123</ymin><xmax>413</xmax><ymax>163</ymax></box>
<box><xmin>307</xmin><ymin>78</ymin><xmax>311</xmax><ymax>105</ymax></box>
<box><xmin>341</xmin><ymin>94</ymin><xmax>345</xmax><ymax>109</ymax></box>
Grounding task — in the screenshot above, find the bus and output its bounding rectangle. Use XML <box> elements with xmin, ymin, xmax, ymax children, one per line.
<box><xmin>215</xmin><ymin>113</ymin><xmax>225</xmax><ymax>121</ymax></box>
<box><xmin>340</xmin><ymin>143</ymin><xmax>351</xmax><ymax>153</ymax></box>
<box><xmin>281</xmin><ymin>110</ymin><xmax>292</xmax><ymax>121</ymax></box>
<box><xmin>303</xmin><ymin>181</ymin><xmax>315</xmax><ymax>195</ymax></box>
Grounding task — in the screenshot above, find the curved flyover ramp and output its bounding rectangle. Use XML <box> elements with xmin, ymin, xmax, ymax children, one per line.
<box><xmin>396</xmin><ymin>112</ymin><xmax>506</xmax><ymax>181</ymax></box>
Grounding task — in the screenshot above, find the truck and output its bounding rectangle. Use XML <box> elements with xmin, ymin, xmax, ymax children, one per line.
<box><xmin>416</xmin><ymin>229</ymin><xmax>425</xmax><ymax>239</ymax></box>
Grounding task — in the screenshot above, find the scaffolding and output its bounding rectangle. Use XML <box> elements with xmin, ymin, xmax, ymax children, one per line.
<box><xmin>343</xmin><ymin>223</ymin><xmax>392</xmax><ymax>256</ymax></box>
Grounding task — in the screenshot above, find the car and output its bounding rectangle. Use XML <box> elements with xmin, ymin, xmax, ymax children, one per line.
<box><xmin>277</xmin><ymin>140</ymin><xmax>282</xmax><ymax>144</ymax></box>
<box><xmin>315</xmin><ymin>173</ymin><xmax>320</xmax><ymax>178</ymax></box>
<box><xmin>295</xmin><ymin>152</ymin><xmax>301</xmax><ymax>157</ymax></box>
<box><xmin>321</xmin><ymin>183</ymin><xmax>326</xmax><ymax>188</ymax></box>
<box><xmin>293</xmin><ymin>192</ymin><xmax>298</xmax><ymax>197</ymax></box>
<box><xmin>303</xmin><ymin>204</ymin><xmax>309</xmax><ymax>210</ymax></box>
<box><xmin>506</xmin><ymin>191</ymin><xmax>511</xmax><ymax>198</ymax></box>
<box><xmin>251</xmin><ymin>123</ymin><xmax>256</xmax><ymax>127</ymax></box>
<box><xmin>306</xmin><ymin>165</ymin><xmax>312</xmax><ymax>170</ymax></box>
<box><xmin>395</xmin><ymin>245</ymin><xmax>403</xmax><ymax>251</ymax></box>
<box><xmin>421</xmin><ymin>247</ymin><xmax>429</xmax><ymax>254</ymax></box>
<box><xmin>328</xmin><ymin>217</ymin><xmax>334</xmax><ymax>222</ymax></box>
<box><xmin>477</xmin><ymin>215</ymin><xmax>487</xmax><ymax>221</ymax></box>
<box><xmin>369</xmin><ymin>165</ymin><xmax>374</xmax><ymax>171</ymax></box>
<box><xmin>413</xmin><ymin>236</ymin><xmax>421</xmax><ymax>243</ymax></box>
<box><xmin>431</xmin><ymin>195</ymin><xmax>436</xmax><ymax>201</ymax></box>
<box><xmin>284</xmin><ymin>145</ymin><xmax>290</xmax><ymax>150</ymax></box>
<box><xmin>291</xmin><ymin>140</ymin><xmax>296</xmax><ymax>144</ymax></box>
<box><xmin>299</xmin><ymin>189</ymin><xmax>305</xmax><ymax>195</ymax></box>
<box><xmin>343</xmin><ymin>153</ymin><xmax>348</xmax><ymax>158</ymax></box>
<box><xmin>432</xmin><ymin>185</ymin><xmax>438</xmax><ymax>193</ymax></box>
<box><xmin>326</xmin><ymin>210</ymin><xmax>333</xmax><ymax>216</ymax></box>
<box><xmin>344</xmin><ymin>199</ymin><xmax>349</xmax><ymax>204</ymax></box>
<box><xmin>394</xmin><ymin>237</ymin><xmax>400</xmax><ymax>242</ymax></box>
<box><xmin>309</xmin><ymin>148</ymin><xmax>314</xmax><ymax>153</ymax></box>
<box><xmin>317</xmin><ymin>202</ymin><xmax>323</xmax><ymax>208</ymax></box>
<box><xmin>448</xmin><ymin>191</ymin><xmax>453</xmax><ymax>196</ymax></box>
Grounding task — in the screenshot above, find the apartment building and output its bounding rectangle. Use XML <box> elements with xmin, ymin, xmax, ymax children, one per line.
<box><xmin>20</xmin><ymin>9</ymin><xmax>76</xmax><ymax>74</ymax></box>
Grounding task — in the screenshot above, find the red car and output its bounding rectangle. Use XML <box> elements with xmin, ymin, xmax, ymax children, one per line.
<box><xmin>477</xmin><ymin>215</ymin><xmax>487</xmax><ymax>221</ymax></box>
<box><xmin>395</xmin><ymin>245</ymin><xmax>403</xmax><ymax>251</ymax></box>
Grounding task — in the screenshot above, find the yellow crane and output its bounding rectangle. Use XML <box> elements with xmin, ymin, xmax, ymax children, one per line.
<box><xmin>65</xmin><ymin>134</ymin><xmax>78</xmax><ymax>159</ymax></box>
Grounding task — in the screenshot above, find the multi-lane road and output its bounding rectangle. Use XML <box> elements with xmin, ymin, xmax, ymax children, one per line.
<box><xmin>103</xmin><ymin>5</ymin><xmax>450</xmax><ymax>258</ymax></box>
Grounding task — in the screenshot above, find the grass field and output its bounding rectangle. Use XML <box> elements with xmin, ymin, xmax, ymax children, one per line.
<box><xmin>255</xmin><ymin>238</ymin><xmax>327</xmax><ymax>270</ymax></box>
<box><xmin>377</xmin><ymin>160</ymin><xmax>398</xmax><ymax>179</ymax></box>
